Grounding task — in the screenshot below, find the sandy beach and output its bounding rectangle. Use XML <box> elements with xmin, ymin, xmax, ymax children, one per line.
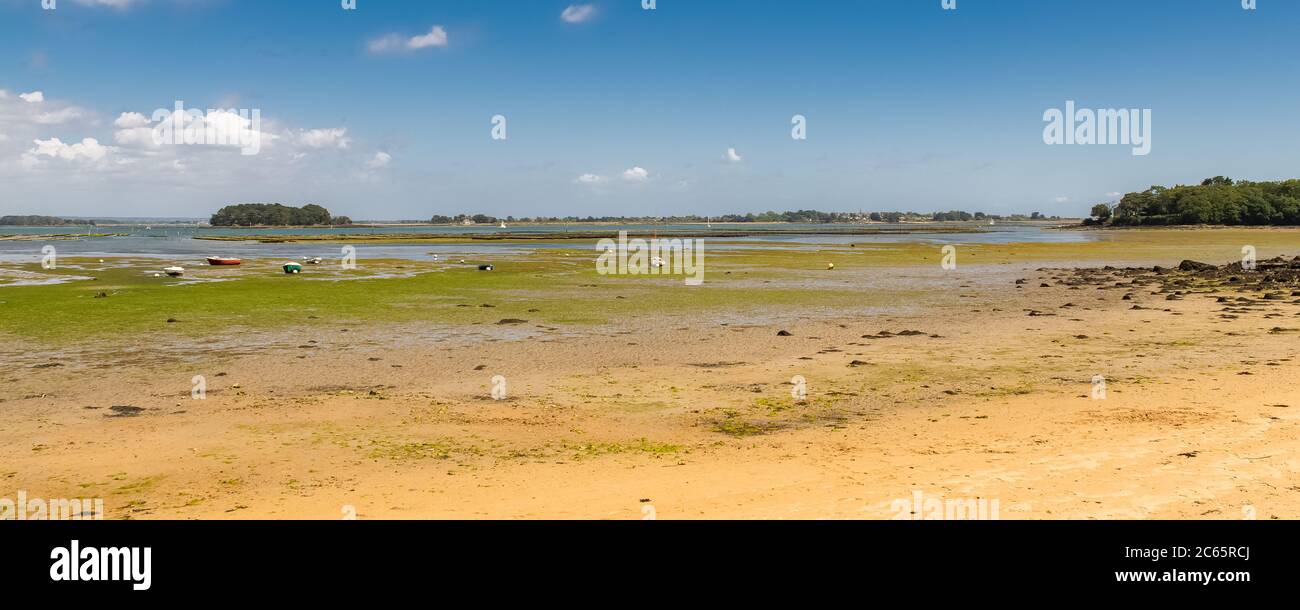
<box><xmin>3</xmin><ymin>228</ymin><xmax>1299</xmax><ymax>520</ymax></box>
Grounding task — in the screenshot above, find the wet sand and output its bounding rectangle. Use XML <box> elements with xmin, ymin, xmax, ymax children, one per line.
<box><xmin>2</xmin><ymin>234</ymin><xmax>1300</xmax><ymax>520</ymax></box>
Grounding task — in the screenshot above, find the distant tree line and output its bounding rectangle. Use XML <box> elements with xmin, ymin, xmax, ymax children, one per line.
<box><xmin>210</xmin><ymin>204</ymin><xmax>352</xmax><ymax>227</ymax></box>
<box><xmin>1088</xmin><ymin>177</ymin><xmax>1300</xmax><ymax>226</ymax></box>
<box><xmin>0</xmin><ymin>215</ymin><xmax>76</xmax><ymax>226</ymax></box>
<box><xmin>426</xmin><ymin>210</ymin><xmax>1060</xmax><ymax>225</ymax></box>
<box><xmin>429</xmin><ymin>214</ymin><xmax>502</xmax><ymax>225</ymax></box>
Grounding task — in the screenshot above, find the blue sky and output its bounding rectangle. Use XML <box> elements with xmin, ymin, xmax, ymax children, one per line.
<box><xmin>1</xmin><ymin>0</ymin><xmax>1297</xmax><ymax>219</ymax></box>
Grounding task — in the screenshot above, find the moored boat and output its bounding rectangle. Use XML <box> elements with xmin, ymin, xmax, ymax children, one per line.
<box><xmin>282</xmin><ymin>262</ymin><xmax>303</xmax><ymax>274</ymax></box>
<box><xmin>206</xmin><ymin>256</ymin><xmax>242</xmax><ymax>266</ymax></box>
<box><xmin>163</xmin><ymin>266</ymin><xmax>185</xmax><ymax>277</ymax></box>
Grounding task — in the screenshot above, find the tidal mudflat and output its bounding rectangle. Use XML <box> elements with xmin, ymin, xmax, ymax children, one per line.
<box><xmin>2</xmin><ymin>228</ymin><xmax>1299</xmax><ymax>519</ymax></box>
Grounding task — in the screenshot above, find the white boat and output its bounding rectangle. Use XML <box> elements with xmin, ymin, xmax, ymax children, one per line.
<box><xmin>499</xmin><ymin>221</ymin><xmax>508</xmax><ymax>229</ymax></box>
<box><xmin>301</xmin><ymin>257</ymin><xmax>323</xmax><ymax>265</ymax></box>
<box><xmin>163</xmin><ymin>266</ymin><xmax>185</xmax><ymax>277</ymax></box>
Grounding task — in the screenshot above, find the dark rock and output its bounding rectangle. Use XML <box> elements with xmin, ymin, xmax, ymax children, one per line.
<box><xmin>1178</xmin><ymin>260</ymin><xmax>1215</xmax><ymax>272</ymax></box>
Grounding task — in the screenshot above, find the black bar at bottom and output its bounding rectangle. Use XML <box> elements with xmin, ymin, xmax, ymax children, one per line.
<box><xmin>0</xmin><ymin>520</ymin><xmax>1281</xmax><ymax>597</ymax></box>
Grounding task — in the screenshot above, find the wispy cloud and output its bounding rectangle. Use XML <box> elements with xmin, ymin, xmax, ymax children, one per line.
<box><xmin>73</xmin><ymin>0</ymin><xmax>139</xmax><ymax>8</ymax></box>
<box><xmin>724</xmin><ymin>147</ymin><xmax>743</xmax><ymax>163</ymax></box>
<box><xmin>561</xmin><ymin>4</ymin><xmax>597</xmax><ymax>24</ymax></box>
<box><xmin>296</xmin><ymin>128</ymin><xmax>351</xmax><ymax>150</ymax></box>
<box><xmin>367</xmin><ymin>151</ymin><xmax>392</xmax><ymax>169</ymax></box>
<box><xmin>368</xmin><ymin>25</ymin><xmax>449</xmax><ymax>54</ymax></box>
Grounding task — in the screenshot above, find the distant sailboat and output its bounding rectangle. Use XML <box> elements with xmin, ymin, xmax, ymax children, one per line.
<box><xmin>500</xmin><ymin>221</ymin><xmax>507</xmax><ymax>229</ymax></box>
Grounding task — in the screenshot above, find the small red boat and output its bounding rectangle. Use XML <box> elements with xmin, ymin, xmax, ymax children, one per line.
<box><xmin>206</xmin><ymin>257</ymin><xmax>243</xmax><ymax>266</ymax></box>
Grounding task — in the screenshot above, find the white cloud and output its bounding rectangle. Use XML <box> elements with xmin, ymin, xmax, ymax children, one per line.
<box><xmin>114</xmin><ymin>112</ymin><xmax>150</xmax><ymax>129</ymax></box>
<box><xmin>1106</xmin><ymin>192</ymin><xmax>1122</xmax><ymax>198</ymax></box>
<box><xmin>297</xmin><ymin>128</ymin><xmax>351</xmax><ymax>149</ymax></box>
<box><xmin>576</xmin><ymin>173</ymin><xmax>604</xmax><ymax>184</ymax></box>
<box><xmin>369</xmin><ymin>25</ymin><xmax>449</xmax><ymax>54</ymax></box>
<box><xmin>622</xmin><ymin>166</ymin><xmax>649</xmax><ymax>182</ymax></box>
<box><xmin>408</xmin><ymin>26</ymin><xmax>449</xmax><ymax>50</ymax></box>
<box><xmin>367</xmin><ymin>151</ymin><xmax>392</xmax><ymax>169</ymax></box>
<box><xmin>113</xmin><ymin>125</ymin><xmax>158</xmax><ymax>148</ymax></box>
<box><xmin>561</xmin><ymin>4</ymin><xmax>597</xmax><ymax>23</ymax></box>
<box><xmin>725</xmin><ymin>147</ymin><xmax>743</xmax><ymax>162</ymax></box>
<box><xmin>1054</xmin><ymin>196</ymin><xmax>1071</xmax><ymax>203</ymax></box>
<box><xmin>23</xmin><ymin>137</ymin><xmax>110</xmax><ymax>168</ymax></box>
<box><xmin>0</xmin><ymin>88</ymin><xmax>373</xmax><ymax>212</ymax></box>
<box><xmin>19</xmin><ymin>91</ymin><xmax>44</xmax><ymax>103</ymax></box>
<box><xmin>33</xmin><ymin>107</ymin><xmax>86</xmax><ymax>125</ymax></box>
